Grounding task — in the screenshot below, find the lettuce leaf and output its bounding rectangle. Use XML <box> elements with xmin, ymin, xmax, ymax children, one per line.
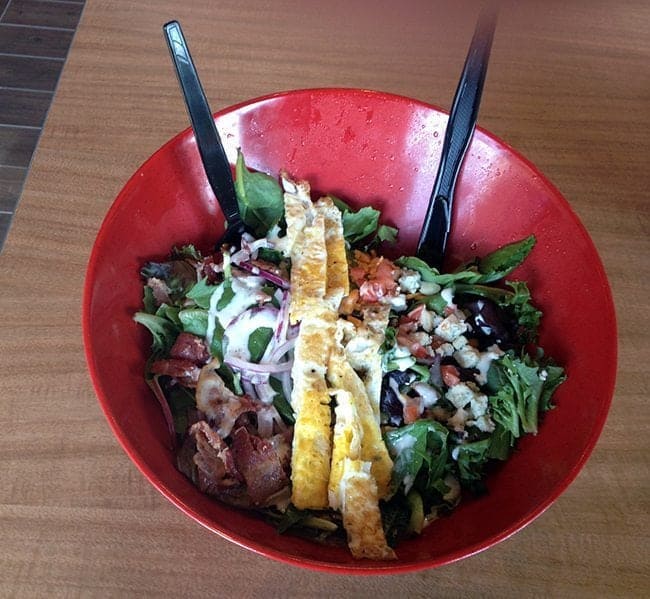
<box><xmin>487</xmin><ymin>352</ymin><xmax>566</xmax><ymax>435</ymax></box>
<box><xmin>133</xmin><ymin>312</ymin><xmax>179</xmax><ymax>356</ymax></box>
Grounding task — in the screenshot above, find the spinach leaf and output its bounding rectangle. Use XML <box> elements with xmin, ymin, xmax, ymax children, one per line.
<box><xmin>341</xmin><ymin>206</ymin><xmax>380</xmax><ymax>243</ymax></box>
<box><xmin>155</xmin><ymin>303</ymin><xmax>181</xmax><ymax>326</ymax></box>
<box><xmin>454</xmin><ymin>438</ymin><xmax>490</xmax><ymax>490</ymax></box>
<box><xmin>269</xmin><ymin>377</ymin><xmax>295</xmax><ymax>424</ymax></box>
<box><xmin>247</xmin><ymin>327</ymin><xmax>274</xmax><ymax>362</ymax></box>
<box><xmin>210</xmin><ymin>319</ymin><xmax>225</xmax><ymax>361</ymax></box>
<box><xmin>395</xmin><ymin>256</ymin><xmax>482</xmax><ymax>286</ymax></box>
<box><xmin>476</xmin><ymin>235</ymin><xmax>535</xmax><ymax>282</ymax></box>
<box><xmin>329</xmin><ymin>194</ymin><xmax>398</xmax><ymax>246</ymax></box>
<box><xmin>257</xmin><ymin>247</ymin><xmax>284</xmax><ymax>264</ymax></box>
<box><xmin>178</xmin><ymin>308</ymin><xmax>208</xmax><ymax>336</ymax></box>
<box><xmin>178</xmin><ymin>308</ymin><xmax>224</xmax><ymax>359</ymax></box>
<box><xmin>186</xmin><ymin>277</ymin><xmax>217</xmax><ymax>309</ymax></box>
<box><xmin>217</xmin><ymin>362</ymin><xmax>242</xmax><ymax>395</ymax></box>
<box><xmin>234</xmin><ymin>150</ymin><xmax>284</xmax><ymax>237</ymax></box>
<box><xmin>384</xmin><ymin>420</ymin><xmax>449</xmax><ymax>495</ymax></box>
<box><xmin>377</xmin><ymin>224</ymin><xmax>398</xmax><ymax>243</ymax></box>
<box><xmin>397</xmin><ymin>236</ymin><xmax>536</xmax><ymax>286</ymax></box>
<box><xmin>380</xmin><ymin>494</ymin><xmax>411</xmax><ymax>548</ymax></box>
<box><xmin>216</xmin><ymin>279</ymin><xmax>235</xmax><ymax>310</ymax></box>
<box><xmin>165</xmin><ymin>384</ymin><xmax>196</xmax><ymax>434</ymax></box>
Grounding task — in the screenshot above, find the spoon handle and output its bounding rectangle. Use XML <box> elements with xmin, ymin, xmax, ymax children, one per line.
<box><xmin>163</xmin><ymin>21</ymin><xmax>245</xmax><ymax>235</ymax></box>
<box><xmin>416</xmin><ymin>4</ymin><xmax>498</xmax><ymax>269</ymax></box>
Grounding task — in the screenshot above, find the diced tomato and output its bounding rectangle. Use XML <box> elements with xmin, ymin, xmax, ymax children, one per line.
<box><xmin>396</xmin><ymin>333</ymin><xmax>429</xmax><ymax>360</ymax></box>
<box><xmin>351</xmin><ymin>251</ymin><xmax>398</xmax><ymax>303</ymax></box>
<box><xmin>403</xmin><ymin>397</ymin><xmax>422</xmax><ymax>424</ymax></box>
<box><xmin>441</xmin><ymin>364</ymin><xmax>461</xmax><ymax>387</ymax></box>
<box><xmin>406</xmin><ymin>304</ymin><xmax>426</xmax><ymax>322</ymax></box>
<box><xmin>359</xmin><ymin>281</ymin><xmax>385</xmax><ymax>302</ymax></box>
<box><xmin>349</xmin><ymin>265</ymin><xmax>367</xmax><ymax>287</ymax></box>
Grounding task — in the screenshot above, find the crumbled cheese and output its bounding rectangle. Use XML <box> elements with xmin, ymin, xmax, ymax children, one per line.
<box><xmin>454</xmin><ymin>344</ymin><xmax>480</xmax><ymax>368</ymax></box>
<box><xmin>452</xmin><ymin>335</ymin><xmax>468</xmax><ymax>350</ymax></box>
<box><xmin>389</xmin><ymin>293</ymin><xmax>407</xmax><ymax>312</ymax></box>
<box><xmin>419</xmin><ymin>307</ymin><xmax>436</xmax><ymax>333</ymax></box>
<box><xmin>440</xmin><ymin>287</ymin><xmax>455</xmax><ymax>307</ymax></box>
<box><xmin>468</xmin><ymin>414</ymin><xmax>496</xmax><ymax>433</ymax></box>
<box><xmin>412</xmin><ymin>331</ymin><xmax>432</xmax><ymax>347</ymax></box>
<box><xmin>446</xmin><ymin>383</ymin><xmax>475</xmax><ymax>409</ymax></box>
<box><xmin>474</xmin><ymin>344</ymin><xmax>504</xmax><ymax>385</ymax></box>
<box><xmin>434</xmin><ymin>313</ymin><xmax>468</xmax><ymax>342</ymax></box>
<box><xmin>398</xmin><ymin>269</ymin><xmax>421</xmax><ymax>294</ymax></box>
<box><xmin>469</xmin><ymin>392</ymin><xmax>489</xmax><ymax>418</ymax></box>
<box><xmin>412</xmin><ymin>382</ymin><xmax>439</xmax><ymax>407</ymax></box>
<box><xmin>446</xmin><ymin>383</ymin><xmax>492</xmax><ymax>430</ymax></box>
<box><xmin>419</xmin><ymin>280</ymin><xmax>441</xmax><ymax>295</ymax></box>
<box><xmin>435</xmin><ymin>342</ymin><xmax>455</xmax><ymax>357</ymax></box>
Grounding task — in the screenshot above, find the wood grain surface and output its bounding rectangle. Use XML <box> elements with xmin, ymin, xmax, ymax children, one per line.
<box><xmin>0</xmin><ymin>0</ymin><xmax>648</xmax><ymax>596</ymax></box>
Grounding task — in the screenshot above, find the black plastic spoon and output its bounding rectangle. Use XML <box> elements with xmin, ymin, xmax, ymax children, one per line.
<box><xmin>163</xmin><ymin>20</ymin><xmax>246</xmax><ymax>248</ymax></box>
<box><xmin>416</xmin><ymin>5</ymin><xmax>498</xmax><ymax>269</ymax></box>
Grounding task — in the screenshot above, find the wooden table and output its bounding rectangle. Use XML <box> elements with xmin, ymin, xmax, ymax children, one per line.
<box><xmin>1</xmin><ymin>0</ymin><xmax>648</xmax><ymax>595</ymax></box>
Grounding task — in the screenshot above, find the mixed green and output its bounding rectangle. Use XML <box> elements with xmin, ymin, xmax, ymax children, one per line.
<box><xmin>134</xmin><ymin>150</ymin><xmax>565</xmax><ymax>551</ymax></box>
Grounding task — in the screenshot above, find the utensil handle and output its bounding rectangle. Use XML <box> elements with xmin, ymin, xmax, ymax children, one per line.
<box><xmin>163</xmin><ymin>21</ymin><xmax>243</xmax><ymax>230</ymax></box>
<box><xmin>416</xmin><ymin>4</ymin><xmax>498</xmax><ymax>269</ymax></box>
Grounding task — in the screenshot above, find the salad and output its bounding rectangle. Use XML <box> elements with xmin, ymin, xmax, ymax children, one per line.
<box><xmin>134</xmin><ymin>150</ymin><xmax>565</xmax><ymax>559</ymax></box>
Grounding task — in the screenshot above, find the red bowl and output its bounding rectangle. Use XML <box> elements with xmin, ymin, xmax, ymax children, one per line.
<box><xmin>82</xmin><ymin>88</ymin><xmax>616</xmax><ymax>574</ymax></box>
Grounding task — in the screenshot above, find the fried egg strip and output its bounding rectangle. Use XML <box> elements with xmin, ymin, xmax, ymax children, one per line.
<box><xmin>290</xmin><ymin>367</ymin><xmax>334</xmax><ymax>509</ymax></box>
<box><xmin>284</xmin><ymin>177</ymin><xmax>341</xmax><ymax>509</ymax></box>
<box><xmin>314</xmin><ymin>196</ymin><xmax>349</xmax><ymax>309</ymax></box>
<box><xmin>327</xmin><ymin>321</ymin><xmax>394</xmax><ymax>502</ymax></box>
<box><xmin>344</xmin><ymin>304</ymin><xmax>391</xmax><ymax>421</ymax></box>
<box><xmin>281</xmin><ymin>173</ymin><xmax>313</xmax><ymax>257</ymax></box>
<box><xmin>339</xmin><ymin>459</ymin><xmax>396</xmax><ymax>561</ymax></box>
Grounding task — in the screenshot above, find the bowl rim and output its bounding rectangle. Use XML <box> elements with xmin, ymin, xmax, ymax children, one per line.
<box><xmin>82</xmin><ymin>86</ymin><xmax>617</xmax><ymax>574</ymax></box>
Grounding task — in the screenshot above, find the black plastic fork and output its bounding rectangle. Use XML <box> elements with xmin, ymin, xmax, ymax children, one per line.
<box><xmin>416</xmin><ymin>4</ymin><xmax>498</xmax><ymax>269</ymax></box>
<box><xmin>163</xmin><ymin>20</ymin><xmax>247</xmax><ymax>249</ymax></box>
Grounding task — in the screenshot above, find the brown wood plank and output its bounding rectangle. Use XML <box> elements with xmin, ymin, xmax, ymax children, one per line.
<box><xmin>0</xmin><ymin>54</ymin><xmax>62</xmax><ymax>90</ymax></box>
<box><xmin>0</xmin><ymin>24</ymin><xmax>74</xmax><ymax>58</ymax></box>
<box><xmin>0</xmin><ymin>88</ymin><xmax>52</xmax><ymax>127</ymax></box>
<box><xmin>1</xmin><ymin>0</ymin><xmax>83</xmax><ymax>29</ymax></box>
<box><xmin>0</xmin><ymin>165</ymin><xmax>26</xmax><ymax>211</ymax></box>
<box><xmin>0</xmin><ymin>126</ymin><xmax>40</xmax><ymax>167</ymax></box>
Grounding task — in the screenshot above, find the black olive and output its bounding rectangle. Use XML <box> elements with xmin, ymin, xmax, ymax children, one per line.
<box><xmin>429</xmin><ymin>354</ymin><xmax>444</xmax><ymax>388</ymax></box>
<box><xmin>461</xmin><ymin>297</ymin><xmax>516</xmax><ymax>349</ymax></box>
<box><xmin>380</xmin><ymin>371</ymin><xmax>416</xmax><ymax>427</ymax></box>
<box><xmin>380</xmin><ymin>382</ymin><xmax>404</xmax><ymax>426</ymax></box>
